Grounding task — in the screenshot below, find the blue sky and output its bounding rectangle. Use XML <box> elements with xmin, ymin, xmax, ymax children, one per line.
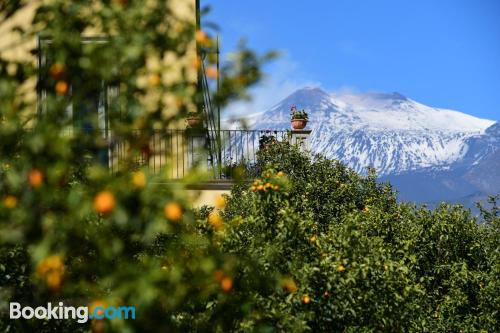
<box><xmin>204</xmin><ymin>0</ymin><xmax>500</xmax><ymax>120</ymax></box>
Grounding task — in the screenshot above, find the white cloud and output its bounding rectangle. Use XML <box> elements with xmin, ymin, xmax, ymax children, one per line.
<box><xmin>329</xmin><ymin>85</ymin><xmax>361</xmax><ymax>97</ymax></box>
<box><xmin>221</xmin><ymin>55</ymin><xmax>320</xmax><ymax>122</ymax></box>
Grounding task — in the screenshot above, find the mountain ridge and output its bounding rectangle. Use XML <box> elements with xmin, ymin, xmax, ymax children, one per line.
<box><xmin>236</xmin><ymin>86</ymin><xmax>499</xmax><ymax>207</ymax></box>
<box><xmin>247</xmin><ymin>87</ymin><xmax>496</xmax><ymax>176</ymax></box>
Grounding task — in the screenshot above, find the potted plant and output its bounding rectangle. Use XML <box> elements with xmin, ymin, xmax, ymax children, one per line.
<box><xmin>290</xmin><ymin>106</ymin><xmax>308</xmax><ymax>130</ymax></box>
<box><xmin>186</xmin><ymin>112</ymin><xmax>203</xmax><ymax>128</ymax></box>
<box><xmin>259</xmin><ymin>133</ymin><xmax>277</xmax><ymax>149</ymax></box>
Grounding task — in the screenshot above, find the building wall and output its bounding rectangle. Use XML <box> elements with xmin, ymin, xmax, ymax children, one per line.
<box><xmin>187</xmin><ymin>188</ymin><xmax>231</xmax><ymax>208</ymax></box>
<box><xmin>0</xmin><ymin>1</ymin><xmax>232</xmax><ymax>201</ymax></box>
<box><xmin>0</xmin><ymin>3</ymin><xmax>38</xmax><ymax>63</ymax></box>
<box><xmin>0</xmin><ymin>0</ymin><xmax>198</xmax><ymax>121</ymax></box>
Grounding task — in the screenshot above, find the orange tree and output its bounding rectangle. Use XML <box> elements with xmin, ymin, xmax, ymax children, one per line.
<box><xmin>1</xmin><ymin>1</ymin><xmax>499</xmax><ymax>332</ymax></box>
<box><xmin>0</xmin><ymin>0</ymin><xmax>275</xmax><ymax>332</ymax></box>
<box><xmin>217</xmin><ymin>143</ymin><xmax>500</xmax><ymax>332</ymax></box>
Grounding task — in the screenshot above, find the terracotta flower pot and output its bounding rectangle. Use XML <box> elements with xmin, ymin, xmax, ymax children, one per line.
<box><xmin>291</xmin><ymin>119</ymin><xmax>307</xmax><ymax>130</ymax></box>
<box><xmin>186</xmin><ymin>116</ymin><xmax>202</xmax><ymax>128</ymax></box>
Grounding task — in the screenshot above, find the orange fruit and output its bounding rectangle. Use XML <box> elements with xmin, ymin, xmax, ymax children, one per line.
<box><xmin>55</xmin><ymin>81</ymin><xmax>69</xmax><ymax>95</ymax></box>
<box><xmin>36</xmin><ymin>255</ymin><xmax>64</xmax><ymax>276</ymax></box>
<box><xmin>220</xmin><ymin>276</ymin><xmax>233</xmax><ymax>292</ymax></box>
<box><xmin>36</xmin><ymin>255</ymin><xmax>65</xmax><ymax>290</ymax></box>
<box><xmin>3</xmin><ymin>195</ymin><xmax>17</xmax><ymax>209</ymax></box>
<box><xmin>94</xmin><ymin>191</ymin><xmax>116</xmax><ymax>214</ymax></box>
<box><xmin>208</xmin><ymin>211</ymin><xmax>223</xmax><ymax>229</ymax></box>
<box><xmin>29</xmin><ymin>169</ymin><xmax>43</xmax><ymax>188</ymax></box>
<box><xmin>49</xmin><ymin>63</ymin><xmax>66</xmax><ymax>79</ymax></box>
<box><xmin>148</xmin><ymin>73</ymin><xmax>161</xmax><ymax>87</ymax></box>
<box><xmin>89</xmin><ymin>300</ymin><xmax>107</xmax><ymax>318</ymax></box>
<box><xmin>214</xmin><ymin>195</ymin><xmax>226</xmax><ymax>209</ymax></box>
<box><xmin>46</xmin><ymin>271</ymin><xmax>63</xmax><ymax>291</ymax></box>
<box><xmin>132</xmin><ymin>171</ymin><xmax>146</xmax><ymax>188</ymax></box>
<box><xmin>205</xmin><ymin>66</ymin><xmax>218</xmax><ymax>79</ymax></box>
<box><xmin>337</xmin><ymin>264</ymin><xmax>346</xmax><ymax>273</ymax></box>
<box><xmin>257</xmin><ymin>185</ymin><xmax>264</xmax><ymax>191</ymax></box>
<box><xmin>277</xmin><ymin>171</ymin><xmax>285</xmax><ymax>177</ymax></box>
<box><xmin>302</xmin><ymin>294</ymin><xmax>311</xmax><ymax>304</ymax></box>
<box><xmin>195</xmin><ymin>30</ymin><xmax>210</xmax><ymax>46</ymax></box>
<box><xmin>192</xmin><ymin>56</ymin><xmax>202</xmax><ymax>70</ymax></box>
<box><xmin>164</xmin><ymin>202</ymin><xmax>183</xmax><ymax>222</ymax></box>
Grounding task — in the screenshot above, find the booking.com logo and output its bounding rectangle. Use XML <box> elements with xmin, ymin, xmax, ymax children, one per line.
<box><xmin>10</xmin><ymin>302</ymin><xmax>135</xmax><ymax>323</ymax></box>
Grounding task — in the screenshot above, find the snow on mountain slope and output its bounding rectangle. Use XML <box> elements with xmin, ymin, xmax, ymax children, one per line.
<box><xmin>381</xmin><ymin>121</ymin><xmax>500</xmax><ymax>205</ymax></box>
<box><xmin>244</xmin><ymin>87</ymin><xmax>495</xmax><ymax>176</ymax></box>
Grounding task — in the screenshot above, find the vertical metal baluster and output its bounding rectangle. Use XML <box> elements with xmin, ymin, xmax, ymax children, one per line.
<box><xmin>168</xmin><ymin>130</ymin><xmax>172</xmax><ymax>179</ymax></box>
<box><xmin>182</xmin><ymin>130</ymin><xmax>185</xmax><ymax>179</ymax></box>
<box><xmin>153</xmin><ymin>131</ymin><xmax>156</xmax><ymax>173</ymax></box>
<box><xmin>224</xmin><ymin>130</ymin><xmax>227</xmax><ymax>176</ymax></box>
<box><xmin>159</xmin><ymin>130</ymin><xmax>163</xmax><ymax>173</ymax></box>
<box><xmin>171</xmin><ymin>130</ymin><xmax>174</xmax><ymax>178</ymax></box>
<box><xmin>173</xmin><ymin>130</ymin><xmax>177</xmax><ymax>179</ymax></box>
<box><xmin>150</xmin><ymin>131</ymin><xmax>153</xmax><ymax>174</ymax></box>
<box><xmin>189</xmin><ymin>132</ymin><xmax>192</xmax><ymax>173</ymax></box>
<box><xmin>167</xmin><ymin>130</ymin><xmax>170</xmax><ymax>174</ymax></box>
<box><xmin>239</xmin><ymin>130</ymin><xmax>242</xmax><ymax>165</ymax></box>
<box><xmin>155</xmin><ymin>131</ymin><xmax>158</xmax><ymax>173</ymax></box>
<box><xmin>176</xmin><ymin>130</ymin><xmax>179</xmax><ymax>179</ymax></box>
<box><xmin>251</xmin><ymin>131</ymin><xmax>255</xmax><ymax>165</ymax></box>
<box><xmin>180</xmin><ymin>130</ymin><xmax>184</xmax><ymax>179</ymax></box>
<box><xmin>172</xmin><ymin>130</ymin><xmax>175</xmax><ymax>179</ymax></box>
<box><xmin>246</xmin><ymin>131</ymin><xmax>249</xmax><ymax>166</ymax></box>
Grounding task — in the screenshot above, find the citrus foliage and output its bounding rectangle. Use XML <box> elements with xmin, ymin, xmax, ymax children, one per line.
<box><xmin>0</xmin><ymin>1</ymin><xmax>273</xmax><ymax>332</ymax></box>
<box><xmin>0</xmin><ymin>1</ymin><xmax>498</xmax><ymax>332</ymax></box>
<box><xmin>219</xmin><ymin>143</ymin><xmax>500</xmax><ymax>332</ymax></box>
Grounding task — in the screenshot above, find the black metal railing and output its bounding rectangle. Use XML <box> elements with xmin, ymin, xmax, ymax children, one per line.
<box><xmin>106</xmin><ymin>129</ymin><xmax>290</xmax><ymax>179</ymax></box>
<box><xmin>216</xmin><ymin>129</ymin><xmax>289</xmax><ymax>178</ymax></box>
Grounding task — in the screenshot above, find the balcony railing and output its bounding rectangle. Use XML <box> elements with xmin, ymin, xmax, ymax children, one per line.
<box><xmin>106</xmin><ymin>129</ymin><xmax>291</xmax><ymax>179</ymax></box>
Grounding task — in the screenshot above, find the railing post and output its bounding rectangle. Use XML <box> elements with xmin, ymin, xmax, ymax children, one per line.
<box><xmin>290</xmin><ymin>129</ymin><xmax>312</xmax><ymax>153</ymax></box>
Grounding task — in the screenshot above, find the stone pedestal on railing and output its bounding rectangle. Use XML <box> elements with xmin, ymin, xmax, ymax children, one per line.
<box><xmin>290</xmin><ymin>129</ymin><xmax>311</xmax><ymax>153</ymax></box>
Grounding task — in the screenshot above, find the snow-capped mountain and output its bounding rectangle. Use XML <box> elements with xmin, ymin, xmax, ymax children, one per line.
<box><xmin>247</xmin><ymin>87</ymin><xmax>495</xmax><ymax>176</ymax></box>
<box><xmin>382</xmin><ymin>121</ymin><xmax>499</xmax><ymax>206</ymax></box>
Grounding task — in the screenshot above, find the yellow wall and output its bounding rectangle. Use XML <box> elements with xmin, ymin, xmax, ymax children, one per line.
<box><xmin>0</xmin><ymin>0</ymin><xmax>198</xmax><ymax>120</ymax></box>
<box><xmin>0</xmin><ymin>0</ymin><xmax>199</xmax><ymax>167</ymax></box>
<box><xmin>0</xmin><ymin>2</ymin><xmax>38</xmax><ymax>63</ymax></box>
<box><xmin>0</xmin><ymin>1</ymin><xmax>230</xmax><ymax>200</ymax></box>
<box><xmin>187</xmin><ymin>188</ymin><xmax>231</xmax><ymax>208</ymax></box>
<box><xmin>0</xmin><ymin>0</ymin><xmax>196</xmax><ymax>61</ymax></box>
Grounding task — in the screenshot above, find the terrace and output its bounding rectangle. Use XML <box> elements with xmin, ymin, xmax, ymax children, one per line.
<box><xmin>105</xmin><ymin>128</ymin><xmax>311</xmax><ymax>180</ymax></box>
